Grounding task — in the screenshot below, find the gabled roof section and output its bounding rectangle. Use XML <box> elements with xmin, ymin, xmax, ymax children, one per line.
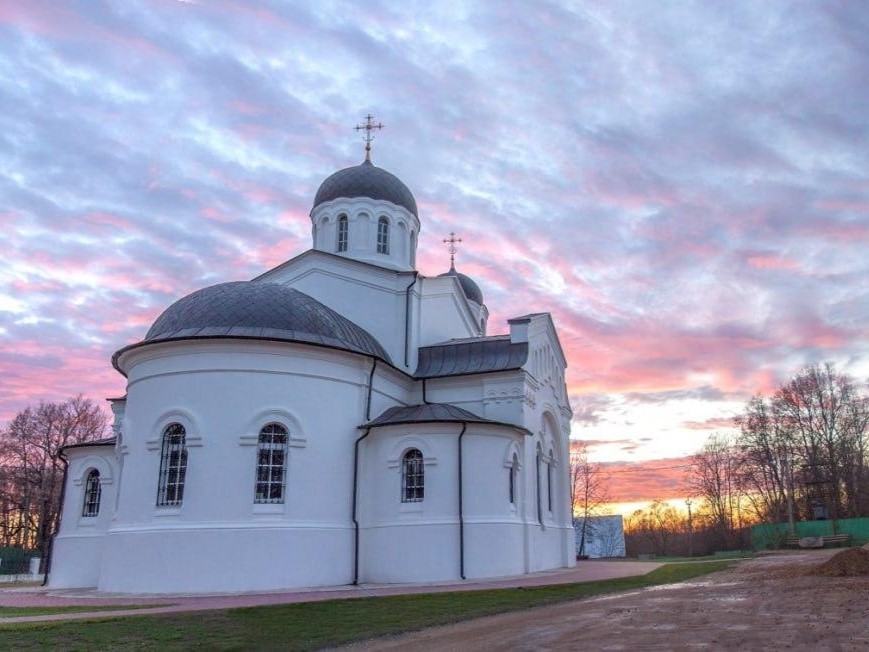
<box><xmin>415</xmin><ymin>336</ymin><xmax>528</xmax><ymax>378</ymax></box>
<box><xmin>362</xmin><ymin>403</ymin><xmax>530</xmax><ymax>435</ymax></box>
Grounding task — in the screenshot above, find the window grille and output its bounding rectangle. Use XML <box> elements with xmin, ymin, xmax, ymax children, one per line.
<box><xmin>337</xmin><ymin>215</ymin><xmax>348</xmax><ymax>252</ymax></box>
<box><xmin>157</xmin><ymin>423</ymin><xmax>188</xmax><ymax>506</ymax></box>
<box><xmin>377</xmin><ymin>217</ymin><xmax>389</xmax><ymax>254</ymax></box>
<box><xmin>401</xmin><ymin>448</ymin><xmax>424</xmax><ymax>502</ymax></box>
<box><xmin>255</xmin><ymin>423</ymin><xmax>288</xmax><ymax>504</ymax></box>
<box><xmin>82</xmin><ymin>469</ymin><xmax>101</xmax><ymax>517</ymax></box>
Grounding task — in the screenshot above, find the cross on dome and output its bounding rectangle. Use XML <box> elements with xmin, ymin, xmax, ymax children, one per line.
<box><xmin>443</xmin><ymin>232</ymin><xmax>462</xmax><ymax>270</ymax></box>
<box><xmin>354</xmin><ymin>114</ymin><xmax>383</xmax><ymax>162</ymax></box>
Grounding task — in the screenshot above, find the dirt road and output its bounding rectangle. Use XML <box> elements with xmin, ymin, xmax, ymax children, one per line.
<box><xmin>354</xmin><ymin>550</ymin><xmax>869</xmax><ymax>650</ymax></box>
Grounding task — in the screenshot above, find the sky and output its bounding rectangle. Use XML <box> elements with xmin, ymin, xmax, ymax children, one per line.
<box><xmin>1</xmin><ymin>1</ymin><xmax>868</xmax><ymax>509</ymax></box>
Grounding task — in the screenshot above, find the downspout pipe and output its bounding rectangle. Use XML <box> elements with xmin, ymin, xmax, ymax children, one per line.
<box><xmin>403</xmin><ymin>272</ymin><xmax>418</xmax><ymax>368</ymax></box>
<box><xmin>353</xmin><ymin>357</ymin><xmax>378</xmax><ymax>585</ymax></box>
<box><xmin>352</xmin><ymin>427</ymin><xmax>372</xmax><ymax>586</ymax></box>
<box><xmin>365</xmin><ymin>357</ymin><xmax>378</xmax><ymax>422</ymax></box>
<box><xmin>43</xmin><ymin>453</ymin><xmax>69</xmax><ymax>586</ymax></box>
<box><xmin>458</xmin><ymin>422</ymin><xmax>468</xmax><ymax>580</ymax></box>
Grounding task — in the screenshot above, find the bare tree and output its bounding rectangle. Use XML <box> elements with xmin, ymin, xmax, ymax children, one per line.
<box><xmin>0</xmin><ymin>396</ymin><xmax>108</xmax><ymax>556</ymax></box>
<box><xmin>774</xmin><ymin>363</ymin><xmax>869</xmax><ymax>521</ymax></box>
<box><xmin>688</xmin><ymin>433</ymin><xmax>742</xmax><ymax>549</ymax></box>
<box><xmin>626</xmin><ymin>500</ymin><xmax>684</xmax><ymax>556</ymax></box>
<box><xmin>734</xmin><ymin>363</ymin><xmax>869</xmax><ymax>526</ymax></box>
<box><xmin>735</xmin><ymin>395</ymin><xmax>793</xmax><ymax>525</ymax></box>
<box><xmin>570</xmin><ymin>440</ymin><xmax>610</xmax><ymax>557</ymax></box>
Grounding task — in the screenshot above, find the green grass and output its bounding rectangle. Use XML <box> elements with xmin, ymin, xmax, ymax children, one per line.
<box><xmin>0</xmin><ymin>604</ymin><xmax>163</xmax><ymax>618</ymax></box>
<box><xmin>0</xmin><ymin>561</ymin><xmax>734</xmax><ymax>650</ymax></box>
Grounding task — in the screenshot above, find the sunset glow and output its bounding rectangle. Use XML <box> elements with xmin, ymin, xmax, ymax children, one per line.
<box><xmin>2</xmin><ymin>2</ymin><xmax>868</xmax><ymax>508</ymax></box>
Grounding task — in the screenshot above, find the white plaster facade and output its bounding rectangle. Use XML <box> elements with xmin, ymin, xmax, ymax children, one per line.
<box><xmin>50</xmin><ymin>157</ymin><xmax>574</xmax><ymax>593</ymax></box>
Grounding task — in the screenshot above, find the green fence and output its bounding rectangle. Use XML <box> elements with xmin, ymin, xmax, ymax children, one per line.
<box><xmin>0</xmin><ymin>547</ymin><xmax>35</xmax><ymax>575</ymax></box>
<box><xmin>751</xmin><ymin>517</ymin><xmax>869</xmax><ymax>550</ymax></box>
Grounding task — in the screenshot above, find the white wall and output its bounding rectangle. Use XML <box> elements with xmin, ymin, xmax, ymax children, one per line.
<box><xmin>98</xmin><ymin>340</ymin><xmax>409</xmax><ymax>593</ymax></box>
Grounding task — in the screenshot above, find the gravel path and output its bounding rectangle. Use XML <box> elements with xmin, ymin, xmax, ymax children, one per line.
<box><xmin>350</xmin><ymin>550</ymin><xmax>869</xmax><ymax>651</ymax></box>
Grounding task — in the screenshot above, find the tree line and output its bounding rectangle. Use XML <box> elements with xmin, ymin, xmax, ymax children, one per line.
<box><xmin>627</xmin><ymin>362</ymin><xmax>869</xmax><ymax>556</ymax></box>
<box><xmin>0</xmin><ymin>396</ymin><xmax>108</xmax><ymax>561</ymax></box>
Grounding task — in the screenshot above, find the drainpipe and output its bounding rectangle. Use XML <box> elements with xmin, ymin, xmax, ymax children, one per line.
<box><xmin>352</xmin><ymin>357</ymin><xmax>379</xmax><ymax>585</ymax></box>
<box><xmin>403</xmin><ymin>273</ymin><xmax>418</xmax><ymax>368</ymax></box>
<box><xmin>422</xmin><ymin>378</ymin><xmax>431</xmax><ymax>404</ymax></box>
<box><xmin>43</xmin><ymin>453</ymin><xmax>69</xmax><ymax>586</ymax></box>
<box><xmin>365</xmin><ymin>358</ymin><xmax>378</xmax><ymax>421</ymax></box>
<box><xmin>352</xmin><ymin>427</ymin><xmax>372</xmax><ymax>585</ymax></box>
<box><xmin>458</xmin><ymin>423</ymin><xmax>468</xmax><ymax>580</ymax></box>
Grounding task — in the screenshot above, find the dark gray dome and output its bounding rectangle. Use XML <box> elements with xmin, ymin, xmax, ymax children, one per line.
<box><xmin>313</xmin><ymin>160</ymin><xmax>418</xmax><ymax>217</ymax></box>
<box><xmin>438</xmin><ymin>268</ymin><xmax>484</xmax><ymax>305</ymax></box>
<box><xmin>139</xmin><ymin>282</ymin><xmax>390</xmax><ymax>361</ymax></box>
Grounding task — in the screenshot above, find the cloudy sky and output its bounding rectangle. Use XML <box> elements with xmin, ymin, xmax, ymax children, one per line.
<box><xmin>2</xmin><ymin>1</ymin><xmax>867</xmax><ymax>507</ymax></box>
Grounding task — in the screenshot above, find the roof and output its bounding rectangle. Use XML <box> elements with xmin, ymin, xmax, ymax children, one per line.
<box><xmin>61</xmin><ymin>437</ymin><xmax>117</xmax><ymax>454</ymax></box>
<box><xmin>313</xmin><ymin>160</ymin><xmax>418</xmax><ymax>217</ymax></box>
<box><xmin>438</xmin><ymin>266</ymin><xmax>484</xmax><ymax>304</ymax></box>
<box><xmin>115</xmin><ymin>281</ymin><xmax>390</xmax><ymax>369</ymax></box>
<box><xmin>362</xmin><ymin>403</ymin><xmax>530</xmax><ymax>434</ymax></box>
<box><xmin>415</xmin><ymin>337</ymin><xmax>528</xmax><ymax>378</ymax></box>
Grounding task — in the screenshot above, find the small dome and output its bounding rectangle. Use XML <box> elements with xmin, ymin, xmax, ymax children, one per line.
<box><xmin>438</xmin><ymin>267</ymin><xmax>484</xmax><ymax>305</ymax></box>
<box><xmin>137</xmin><ymin>281</ymin><xmax>390</xmax><ymax>361</ymax></box>
<box><xmin>313</xmin><ymin>160</ymin><xmax>418</xmax><ymax>217</ymax></box>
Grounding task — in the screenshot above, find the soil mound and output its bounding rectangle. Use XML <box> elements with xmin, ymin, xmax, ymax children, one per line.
<box><xmin>807</xmin><ymin>547</ymin><xmax>869</xmax><ymax>577</ymax></box>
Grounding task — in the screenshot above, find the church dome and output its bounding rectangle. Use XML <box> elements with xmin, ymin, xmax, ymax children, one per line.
<box><xmin>313</xmin><ymin>160</ymin><xmax>418</xmax><ymax>217</ymax></box>
<box><xmin>438</xmin><ymin>267</ymin><xmax>484</xmax><ymax>305</ymax></box>
<box><xmin>134</xmin><ymin>281</ymin><xmax>390</xmax><ymax>361</ymax></box>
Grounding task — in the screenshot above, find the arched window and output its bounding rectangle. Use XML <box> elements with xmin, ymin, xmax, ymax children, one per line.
<box><xmin>157</xmin><ymin>423</ymin><xmax>187</xmax><ymax>506</ymax></box>
<box><xmin>509</xmin><ymin>454</ymin><xmax>518</xmax><ymax>505</ymax></box>
<box><xmin>336</xmin><ymin>215</ymin><xmax>348</xmax><ymax>252</ymax></box>
<box><xmin>401</xmin><ymin>448</ymin><xmax>424</xmax><ymax>502</ymax></box>
<box><xmin>255</xmin><ymin>423</ymin><xmax>288</xmax><ymax>504</ymax></box>
<box><xmin>82</xmin><ymin>469</ymin><xmax>101</xmax><ymax>517</ymax></box>
<box><xmin>377</xmin><ymin>216</ymin><xmax>389</xmax><ymax>254</ymax></box>
<box><xmin>547</xmin><ymin>457</ymin><xmax>553</xmax><ymax>512</ymax></box>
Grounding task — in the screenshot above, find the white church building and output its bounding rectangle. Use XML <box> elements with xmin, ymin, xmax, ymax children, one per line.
<box><xmin>50</xmin><ymin>136</ymin><xmax>575</xmax><ymax>593</ymax></box>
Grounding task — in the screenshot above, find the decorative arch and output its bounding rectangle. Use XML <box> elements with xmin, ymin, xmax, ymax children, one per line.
<box><xmin>387</xmin><ymin>435</ymin><xmax>437</xmax><ymax>468</ymax></box>
<box><xmin>240</xmin><ymin>408</ymin><xmax>307</xmax><ymax>450</ymax></box>
<box><xmin>72</xmin><ymin>455</ymin><xmax>115</xmax><ymax>488</ymax></box>
<box><xmin>146</xmin><ymin>408</ymin><xmax>202</xmax><ymax>451</ymax></box>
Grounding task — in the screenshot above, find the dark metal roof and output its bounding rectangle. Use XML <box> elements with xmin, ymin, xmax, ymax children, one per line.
<box><xmin>362</xmin><ymin>403</ymin><xmax>530</xmax><ymax>434</ymax></box>
<box><xmin>438</xmin><ymin>267</ymin><xmax>484</xmax><ymax>304</ymax></box>
<box><xmin>415</xmin><ymin>337</ymin><xmax>528</xmax><ymax>378</ymax></box>
<box><xmin>61</xmin><ymin>437</ymin><xmax>117</xmax><ymax>454</ymax></box>
<box><xmin>121</xmin><ymin>281</ymin><xmax>389</xmax><ymax>362</ymax></box>
<box><xmin>313</xmin><ymin>160</ymin><xmax>418</xmax><ymax>217</ymax></box>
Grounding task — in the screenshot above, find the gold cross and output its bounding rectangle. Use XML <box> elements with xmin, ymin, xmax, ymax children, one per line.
<box><xmin>354</xmin><ymin>114</ymin><xmax>383</xmax><ymax>162</ymax></box>
<box><xmin>443</xmin><ymin>232</ymin><xmax>462</xmax><ymax>269</ymax></box>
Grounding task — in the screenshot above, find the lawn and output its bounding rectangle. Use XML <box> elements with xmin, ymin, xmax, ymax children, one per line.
<box><xmin>0</xmin><ymin>604</ymin><xmax>163</xmax><ymax>618</ymax></box>
<box><xmin>0</xmin><ymin>561</ymin><xmax>733</xmax><ymax>650</ymax></box>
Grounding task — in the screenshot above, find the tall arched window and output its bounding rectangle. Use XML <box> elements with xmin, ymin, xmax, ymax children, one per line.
<box><xmin>255</xmin><ymin>423</ymin><xmax>288</xmax><ymax>504</ymax></box>
<box><xmin>547</xmin><ymin>454</ymin><xmax>553</xmax><ymax>512</ymax></box>
<box><xmin>157</xmin><ymin>423</ymin><xmax>187</xmax><ymax>506</ymax></box>
<box><xmin>82</xmin><ymin>469</ymin><xmax>101</xmax><ymax>517</ymax></box>
<box><xmin>336</xmin><ymin>214</ymin><xmax>348</xmax><ymax>252</ymax></box>
<box><xmin>377</xmin><ymin>216</ymin><xmax>389</xmax><ymax>254</ymax></box>
<box><xmin>401</xmin><ymin>448</ymin><xmax>424</xmax><ymax>502</ymax></box>
<box><xmin>509</xmin><ymin>454</ymin><xmax>518</xmax><ymax>505</ymax></box>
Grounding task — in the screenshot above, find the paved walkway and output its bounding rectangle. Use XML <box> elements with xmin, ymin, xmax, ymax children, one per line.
<box><xmin>0</xmin><ymin>560</ymin><xmax>661</xmax><ymax>624</ymax></box>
